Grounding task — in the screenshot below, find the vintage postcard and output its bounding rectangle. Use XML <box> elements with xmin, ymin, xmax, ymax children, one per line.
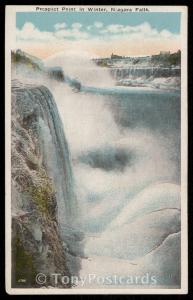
<box><xmin>5</xmin><ymin>5</ymin><xmax>188</xmax><ymax>294</ymax></box>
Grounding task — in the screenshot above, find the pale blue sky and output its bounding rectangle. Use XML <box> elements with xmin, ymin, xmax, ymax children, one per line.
<box><xmin>16</xmin><ymin>12</ymin><xmax>181</xmax><ymax>34</ymax></box>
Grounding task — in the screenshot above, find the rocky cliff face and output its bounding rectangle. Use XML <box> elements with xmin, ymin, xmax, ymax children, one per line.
<box><xmin>11</xmin><ymin>80</ymin><xmax>74</xmax><ymax>288</ymax></box>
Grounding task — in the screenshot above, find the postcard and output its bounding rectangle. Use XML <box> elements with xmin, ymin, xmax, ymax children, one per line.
<box><xmin>5</xmin><ymin>5</ymin><xmax>188</xmax><ymax>294</ymax></box>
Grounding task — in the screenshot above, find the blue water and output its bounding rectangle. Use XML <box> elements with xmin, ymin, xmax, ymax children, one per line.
<box><xmin>81</xmin><ymin>85</ymin><xmax>180</xmax><ymax>97</ymax></box>
<box><xmin>59</xmin><ymin>68</ymin><xmax>181</xmax><ymax>287</ymax></box>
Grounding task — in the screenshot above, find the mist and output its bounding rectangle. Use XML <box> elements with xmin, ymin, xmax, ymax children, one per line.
<box><xmin>13</xmin><ymin>51</ymin><xmax>181</xmax><ymax>287</ymax></box>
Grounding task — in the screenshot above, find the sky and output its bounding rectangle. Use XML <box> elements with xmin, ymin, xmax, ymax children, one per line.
<box><xmin>16</xmin><ymin>12</ymin><xmax>181</xmax><ymax>58</ymax></box>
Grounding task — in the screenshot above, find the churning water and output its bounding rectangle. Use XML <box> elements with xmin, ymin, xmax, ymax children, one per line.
<box><xmin>44</xmin><ymin>52</ymin><xmax>181</xmax><ymax>287</ymax></box>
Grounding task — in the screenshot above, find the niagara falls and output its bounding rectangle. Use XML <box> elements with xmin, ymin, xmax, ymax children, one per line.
<box><xmin>10</xmin><ymin>48</ymin><xmax>181</xmax><ymax>289</ymax></box>
<box><xmin>6</xmin><ymin>7</ymin><xmax>187</xmax><ymax>293</ymax></box>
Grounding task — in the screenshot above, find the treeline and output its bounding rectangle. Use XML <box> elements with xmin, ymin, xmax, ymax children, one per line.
<box><xmin>11</xmin><ymin>50</ymin><xmax>42</xmax><ymax>71</ymax></box>
<box><xmin>11</xmin><ymin>49</ymin><xmax>66</xmax><ymax>83</ymax></box>
<box><xmin>151</xmin><ymin>50</ymin><xmax>181</xmax><ymax>66</ymax></box>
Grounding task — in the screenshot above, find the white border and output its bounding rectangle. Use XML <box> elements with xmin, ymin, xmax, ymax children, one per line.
<box><xmin>5</xmin><ymin>5</ymin><xmax>188</xmax><ymax>295</ymax></box>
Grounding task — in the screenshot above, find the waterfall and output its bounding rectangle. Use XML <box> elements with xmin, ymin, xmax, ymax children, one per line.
<box><xmin>110</xmin><ymin>66</ymin><xmax>181</xmax><ymax>80</ymax></box>
<box><xmin>11</xmin><ymin>47</ymin><xmax>181</xmax><ymax>286</ymax></box>
<box><xmin>12</xmin><ymin>80</ymin><xmax>77</xmax><ymax>229</ymax></box>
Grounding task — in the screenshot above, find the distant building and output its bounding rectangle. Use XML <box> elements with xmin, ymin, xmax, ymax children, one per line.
<box><xmin>111</xmin><ymin>53</ymin><xmax>124</xmax><ymax>59</ymax></box>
